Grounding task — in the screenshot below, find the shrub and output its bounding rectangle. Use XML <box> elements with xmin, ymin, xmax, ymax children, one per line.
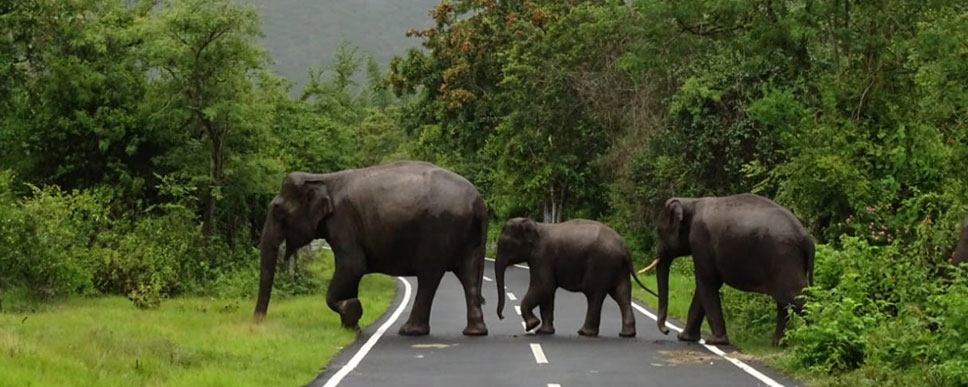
<box><xmin>0</xmin><ymin>174</ymin><xmax>110</xmax><ymax>298</ymax></box>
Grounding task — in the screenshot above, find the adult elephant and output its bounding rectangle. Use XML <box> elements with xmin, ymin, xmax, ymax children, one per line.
<box><xmin>642</xmin><ymin>194</ymin><xmax>814</xmax><ymax>346</ymax></box>
<box><xmin>950</xmin><ymin>216</ymin><xmax>968</xmax><ymax>266</ymax></box>
<box><xmin>253</xmin><ymin>161</ymin><xmax>488</xmax><ymax>336</ymax></box>
<box><xmin>494</xmin><ymin>218</ymin><xmax>657</xmax><ymax>337</ymax></box>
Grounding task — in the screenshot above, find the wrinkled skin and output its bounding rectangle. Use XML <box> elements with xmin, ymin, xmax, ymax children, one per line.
<box><xmin>254</xmin><ymin>161</ymin><xmax>488</xmax><ymax>337</ymax></box>
<box><xmin>654</xmin><ymin>194</ymin><xmax>814</xmax><ymax>346</ymax></box>
<box><xmin>950</xmin><ymin>216</ymin><xmax>968</xmax><ymax>266</ymax></box>
<box><xmin>495</xmin><ymin>218</ymin><xmax>652</xmax><ymax>338</ymax></box>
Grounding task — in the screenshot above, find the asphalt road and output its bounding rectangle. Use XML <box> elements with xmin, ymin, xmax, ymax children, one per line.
<box><xmin>308</xmin><ymin>259</ymin><xmax>800</xmax><ymax>387</ymax></box>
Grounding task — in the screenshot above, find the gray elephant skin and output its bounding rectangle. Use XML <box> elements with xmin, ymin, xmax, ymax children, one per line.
<box><xmin>495</xmin><ymin>218</ymin><xmax>655</xmax><ymax>337</ymax></box>
<box><xmin>650</xmin><ymin>193</ymin><xmax>814</xmax><ymax>346</ymax></box>
<box><xmin>950</xmin><ymin>216</ymin><xmax>968</xmax><ymax>266</ymax></box>
<box><xmin>253</xmin><ymin>160</ymin><xmax>488</xmax><ymax>336</ymax></box>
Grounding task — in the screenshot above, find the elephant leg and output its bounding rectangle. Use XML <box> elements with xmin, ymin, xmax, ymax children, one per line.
<box><xmin>610</xmin><ymin>278</ymin><xmax>636</xmax><ymax>338</ymax></box>
<box><xmin>697</xmin><ymin>278</ymin><xmax>729</xmax><ymax>345</ymax></box>
<box><xmin>536</xmin><ymin>291</ymin><xmax>556</xmax><ymax>335</ymax></box>
<box><xmin>678</xmin><ymin>292</ymin><xmax>704</xmax><ymax>342</ymax></box>
<box><xmin>326</xmin><ymin>260</ymin><xmax>365</xmax><ymax>330</ymax></box>
<box><xmin>455</xmin><ymin>255</ymin><xmax>487</xmax><ymax>336</ymax></box>
<box><xmin>520</xmin><ymin>287</ymin><xmax>544</xmax><ymax>332</ymax></box>
<box><xmin>578</xmin><ymin>291</ymin><xmax>607</xmax><ymax>337</ymax></box>
<box><xmin>399</xmin><ymin>271</ymin><xmax>444</xmax><ymax>336</ymax></box>
<box><xmin>773</xmin><ymin>302</ymin><xmax>790</xmax><ymax>346</ymax></box>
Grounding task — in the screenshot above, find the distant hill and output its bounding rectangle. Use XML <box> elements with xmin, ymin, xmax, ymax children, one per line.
<box><xmin>244</xmin><ymin>0</ymin><xmax>441</xmax><ymax>90</ymax></box>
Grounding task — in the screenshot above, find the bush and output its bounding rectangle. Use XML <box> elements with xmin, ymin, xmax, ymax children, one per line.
<box><xmin>0</xmin><ymin>174</ymin><xmax>110</xmax><ymax>298</ymax></box>
<box><xmin>786</xmin><ymin>236</ymin><xmax>967</xmax><ymax>383</ymax></box>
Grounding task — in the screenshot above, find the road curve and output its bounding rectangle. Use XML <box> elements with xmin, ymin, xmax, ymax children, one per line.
<box><xmin>308</xmin><ymin>260</ymin><xmax>799</xmax><ymax>387</ymax></box>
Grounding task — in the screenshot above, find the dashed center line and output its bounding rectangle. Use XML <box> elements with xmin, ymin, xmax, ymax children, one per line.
<box><xmin>529</xmin><ymin>343</ymin><xmax>548</xmax><ymax>364</ymax></box>
<box><xmin>514</xmin><ymin>305</ymin><xmax>521</xmax><ymax>315</ymax></box>
<box><xmin>548</xmin><ymin>384</ymin><xmax>562</xmax><ymax>387</ymax></box>
<box><xmin>506</xmin><ymin>292</ymin><xmax>517</xmax><ymax>300</ymax></box>
<box><xmin>482</xmin><ymin>275</ymin><xmax>493</xmax><ymax>282</ymax></box>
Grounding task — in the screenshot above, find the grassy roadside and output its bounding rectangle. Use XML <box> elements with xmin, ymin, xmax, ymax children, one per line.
<box><xmin>631</xmin><ymin>259</ymin><xmax>788</xmax><ymax>364</ymax></box>
<box><xmin>0</xmin><ymin>272</ymin><xmax>395</xmax><ymax>386</ymax></box>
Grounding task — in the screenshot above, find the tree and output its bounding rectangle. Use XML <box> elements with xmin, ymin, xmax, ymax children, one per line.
<box><xmin>0</xmin><ymin>0</ymin><xmax>160</xmax><ymax>201</ymax></box>
<box><xmin>142</xmin><ymin>0</ymin><xmax>269</xmax><ymax>237</ymax></box>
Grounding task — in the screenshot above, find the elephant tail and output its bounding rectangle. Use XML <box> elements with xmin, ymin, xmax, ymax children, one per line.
<box><xmin>803</xmin><ymin>237</ymin><xmax>815</xmax><ymax>287</ymax></box>
<box><xmin>626</xmin><ymin>248</ymin><xmax>658</xmax><ymax>297</ymax></box>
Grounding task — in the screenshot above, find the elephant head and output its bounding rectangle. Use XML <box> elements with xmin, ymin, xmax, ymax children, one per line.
<box><xmin>951</xmin><ymin>216</ymin><xmax>968</xmax><ymax>266</ymax></box>
<box><xmin>495</xmin><ymin>217</ymin><xmax>538</xmax><ymax>319</ymax></box>
<box><xmin>254</xmin><ymin>172</ymin><xmax>332</xmax><ymax>320</ymax></box>
<box><xmin>647</xmin><ymin>198</ymin><xmax>693</xmax><ymax>335</ymax></box>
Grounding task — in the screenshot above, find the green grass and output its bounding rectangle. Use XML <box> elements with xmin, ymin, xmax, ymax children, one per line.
<box><xmin>0</xmin><ymin>275</ymin><xmax>395</xmax><ymax>386</ymax></box>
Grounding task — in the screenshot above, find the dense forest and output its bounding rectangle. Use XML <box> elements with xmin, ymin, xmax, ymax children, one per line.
<box><xmin>2</xmin><ymin>0</ymin><xmax>968</xmax><ymax>385</ymax></box>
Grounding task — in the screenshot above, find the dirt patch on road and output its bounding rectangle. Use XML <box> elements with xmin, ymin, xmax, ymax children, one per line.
<box><xmin>656</xmin><ymin>350</ymin><xmax>718</xmax><ymax>366</ymax></box>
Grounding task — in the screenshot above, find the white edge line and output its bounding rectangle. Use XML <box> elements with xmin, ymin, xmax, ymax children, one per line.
<box><xmin>322</xmin><ymin>277</ymin><xmax>413</xmax><ymax>387</ymax></box>
<box><xmin>529</xmin><ymin>343</ymin><xmax>548</xmax><ymax>364</ymax></box>
<box><xmin>630</xmin><ymin>302</ymin><xmax>785</xmax><ymax>387</ymax></box>
<box><xmin>507</xmin><ymin>292</ymin><xmax>517</xmax><ymax>301</ymax></box>
<box><xmin>484</xmin><ymin>257</ymin><xmax>530</xmax><ymax>270</ymax></box>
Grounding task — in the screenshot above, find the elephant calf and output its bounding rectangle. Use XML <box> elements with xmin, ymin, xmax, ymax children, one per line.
<box><xmin>495</xmin><ymin>218</ymin><xmax>656</xmax><ymax>337</ymax></box>
<box><xmin>645</xmin><ymin>193</ymin><xmax>814</xmax><ymax>346</ymax></box>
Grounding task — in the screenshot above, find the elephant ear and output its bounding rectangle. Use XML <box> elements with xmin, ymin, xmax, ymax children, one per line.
<box><xmin>520</xmin><ymin>218</ymin><xmax>539</xmax><ymax>245</ymax></box>
<box><xmin>302</xmin><ymin>178</ymin><xmax>333</xmax><ymax>227</ymax></box>
<box><xmin>667</xmin><ymin>199</ymin><xmax>684</xmax><ymax>231</ymax></box>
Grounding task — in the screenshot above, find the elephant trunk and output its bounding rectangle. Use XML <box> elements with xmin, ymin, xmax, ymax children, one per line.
<box><xmin>254</xmin><ymin>215</ymin><xmax>282</xmax><ymax>320</ymax></box>
<box><xmin>495</xmin><ymin>256</ymin><xmax>507</xmax><ymax>320</ymax></box>
<box><xmin>656</xmin><ymin>257</ymin><xmax>672</xmax><ymax>335</ymax></box>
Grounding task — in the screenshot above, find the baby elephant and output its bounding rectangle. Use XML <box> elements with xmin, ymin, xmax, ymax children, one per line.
<box><xmin>494</xmin><ymin>218</ymin><xmax>656</xmax><ymax>337</ymax></box>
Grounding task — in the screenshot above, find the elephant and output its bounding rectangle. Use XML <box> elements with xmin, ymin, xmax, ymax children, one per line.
<box><xmin>950</xmin><ymin>216</ymin><xmax>968</xmax><ymax>266</ymax></box>
<box><xmin>494</xmin><ymin>218</ymin><xmax>657</xmax><ymax>337</ymax></box>
<box><xmin>253</xmin><ymin>160</ymin><xmax>489</xmax><ymax>337</ymax></box>
<box><xmin>642</xmin><ymin>194</ymin><xmax>814</xmax><ymax>346</ymax></box>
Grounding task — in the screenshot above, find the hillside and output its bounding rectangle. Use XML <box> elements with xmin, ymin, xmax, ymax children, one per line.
<box><xmin>244</xmin><ymin>0</ymin><xmax>441</xmax><ymax>90</ymax></box>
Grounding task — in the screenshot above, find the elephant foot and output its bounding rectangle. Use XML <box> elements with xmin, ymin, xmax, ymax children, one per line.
<box><xmin>704</xmin><ymin>334</ymin><xmax>730</xmax><ymax>346</ymax></box>
<box><xmin>398</xmin><ymin>321</ymin><xmax>430</xmax><ymax>336</ymax></box>
<box><xmin>524</xmin><ymin>316</ymin><xmax>540</xmax><ymax>332</ymax></box>
<box><xmin>462</xmin><ymin>321</ymin><xmax>488</xmax><ymax>336</ymax></box>
<box><xmin>338</xmin><ymin>298</ymin><xmax>363</xmax><ymax>329</ymax></box>
<box><xmin>619</xmin><ymin>327</ymin><xmax>636</xmax><ymax>338</ymax></box>
<box><xmin>677</xmin><ymin>331</ymin><xmax>701</xmax><ymax>342</ymax></box>
<box><xmin>577</xmin><ymin>327</ymin><xmax>599</xmax><ymax>337</ymax></box>
<box><xmin>536</xmin><ymin>325</ymin><xmax>555</xmax><ymax>335</ymax></box>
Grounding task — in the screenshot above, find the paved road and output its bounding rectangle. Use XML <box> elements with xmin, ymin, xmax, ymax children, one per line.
<box><xmin>309</xmin><ymin>260</ymin><xmax>799</xmax><ymax>387</ymax></box>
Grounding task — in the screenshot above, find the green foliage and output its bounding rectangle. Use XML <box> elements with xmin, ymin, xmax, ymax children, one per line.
<box><xmin>785</xmin><ymin>238</ymin><xmax>968</xmax><ymax>384</ymax></box>
<box><xmin>0</xmin><ymin>174</ymin><xmax>108</xmax><ymax>298</ymax></box>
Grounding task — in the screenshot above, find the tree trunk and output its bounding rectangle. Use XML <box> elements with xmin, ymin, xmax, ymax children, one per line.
<box><xmin>201</xmin><ymin>124</ymin><xmax>224</xmax><ymax>238</ymax></box>
<box><xmin>542</xmin><ymin>183</ymin><xmax>567</xmax><ymax>224</ymax></box>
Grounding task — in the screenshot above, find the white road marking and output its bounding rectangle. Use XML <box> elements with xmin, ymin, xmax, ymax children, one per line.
<box><xmin>321</xmin><ymin>277</ymin><xmax>413</xmax><ymax>387</ymax></box>
<box><xmin>482</xmin><ymin>275</ymin><xmax>493</xmax><ymax>282</ymax></box>
<box><xmin>507</xmin><ymin>292</ymin><xmax>517</xmax><ymax>301</ymax></box>
<box><xmin>630</xmin><ymin>302</ymin><xmax>785</xmax><ymax>387</ymax></box>
<box><xmin>514</xmin><ymin>306</ymin><xmax>521</xmax><ymax>315</ymax></box>
<box><xmin>530</xmin><ymin>343</ymin><xmax>548</xmax><ymax>364</ymax></box>
<box><xmin>484</xmin><ymin>257</ymin><xmax>530</xmax><ymax>270</ymax></box>
<box><xmin>522</xmin><ymin>322</ymin><xmax>527</xmax><ymax>330</ymax></box>
<box><xmin>548</xmin><ymin>384</ymin><xmax>562</xmax><ymax>387</ymax></box>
